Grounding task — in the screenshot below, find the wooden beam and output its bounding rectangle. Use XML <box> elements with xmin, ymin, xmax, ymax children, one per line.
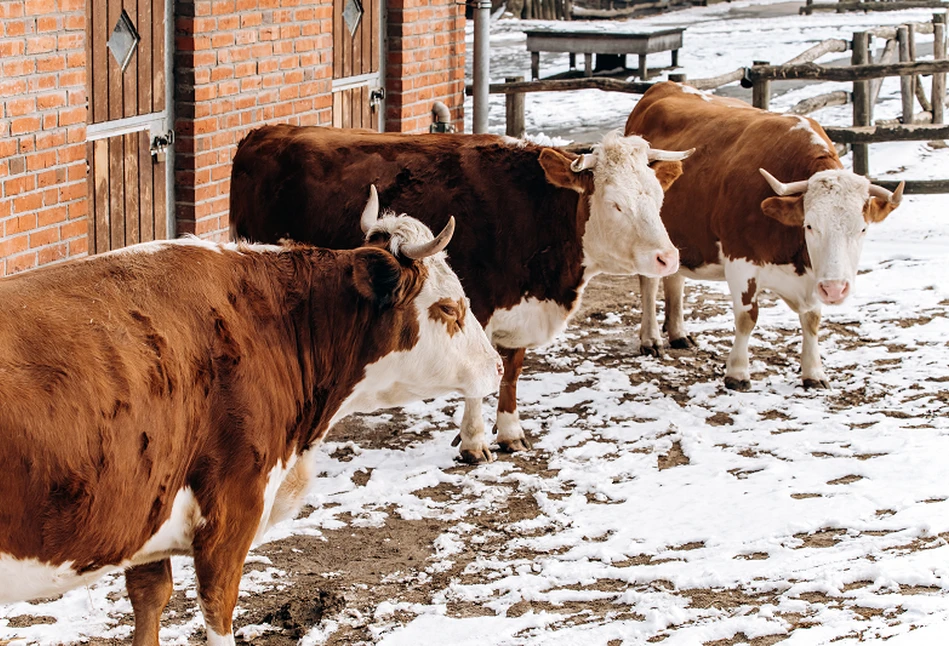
<box><xmin>787</xmin><ymin>90</ymin><xmax>850</xmax><ymax>115</ymax></box>
<box><xmin>823</xmin><ymin>123</ymin><xmax>949</xmax><ymax>142</ymax></box>
<box><xmin>783</xmin><ymin>38</ymin><xmax>849</xmax><ymax>65</ymax></box>
<box><xmin>465</xmin><ymin>77</ymin><xmax>655</xmax><ymax>96</ymax></box>
<box><xmin>852</xmin><ymin>32</ymin><xmax>871</xmax><ymax>176</ymax></box>
<box><xmin>803</xmin><ymin>1</ymin><xmax>949</xmax><ymax>13</ymax></box>
<box><xmin>687</xmin><ymin>68</ymin><xmax>744</xmax><ymax>91</ymax></box>
<box><xmin>869</xmin><ymin>178</ymin><xmax>949</xmax><ymax>193</ymax></box>
<box><xmin>745</xmin><ymin>59</ymin><xmax>949</xmax><ymax>83</ymax></box>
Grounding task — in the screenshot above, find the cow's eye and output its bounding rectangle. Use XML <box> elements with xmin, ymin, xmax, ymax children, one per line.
<box><xmin>614</xmin><ymin>203</ymin><xmax>623</xmax><ymax>212</ymax></box>
<box><xmin>805</xmin><ymin>224</ymin><xmax>813</xmax><ymax>231</ymax></box>
<box><xmin>440</xmin><ymin>303</ymin><xmax>458</xmax><ymax>318</ymax></box>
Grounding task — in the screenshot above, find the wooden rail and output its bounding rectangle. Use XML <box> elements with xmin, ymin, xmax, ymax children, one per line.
<box><xmin>744</xmin><ymin>59</ymin><xmax>949</xmax><ymax>83</ymax></box>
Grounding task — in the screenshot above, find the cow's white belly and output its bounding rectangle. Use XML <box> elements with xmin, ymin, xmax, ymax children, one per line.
<box><xmin>485</xmin><ymin>297</ymin><xmax>572</xmax><ymax>349</ymax></box>
<box><xmin>0</xmin><ymin>457</ymin><xmax>306</xmax><ymax>604</ymax></box>
<box><xmin>0</xmin><ymin>556</ymin><xmax>120</xmax><ymax>603</ymax></box>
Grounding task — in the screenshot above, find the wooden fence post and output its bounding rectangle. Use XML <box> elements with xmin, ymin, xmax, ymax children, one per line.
<box><xmin>852</xmin><ymin>32</ymin><xmax>871</xmax><ymax>176</ymax></box>
<box><xmin>505</xmin><ymin>76</ymin><xmax>525</xmax><ymax>138</ymax></box>
<box><xmin>898</xmin><ymin>26</ymin><xmax>915</xmax><ymax>124</ymax></box>
<box><xmin>751</xmin><ymin>60</ymin><xmax>771</xmax><ymax>110</ymax></box>
<box><xmin>934</xmin><ymin>14</ymin><xmax>946</xmax><ymax>125</ymax></box>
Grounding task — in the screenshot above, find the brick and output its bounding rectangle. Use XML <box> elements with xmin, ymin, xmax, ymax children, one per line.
<box><xmin>6</xmin><ymin>252</ymin><xmax>38</xmax><ymax>274</ymax></box>
<box><xmin>13</xmin><ymin>191</ymin><xmax>43</xmax><ymax>214</ymax></box>
<box><xmin>11</xmin><ymin>117</ymin><xmax>41</xmax><ymax>136</ymax></box>
<box><xmin>6</xmin><ymin>214</ymin><xmax>37</xmax><ymax>235</ymax></box>
<box><xmin>38</xmin><ymin>242</ymin><xmax>68</xmax><ymax>265</ymax></box>
<box><xmin>30</xmin><ymin>226</ymin><xmax>60</xmax><ymax>248</ymax></box>
<box><xmin>25</xmin><ymin>0</ymin><xmax>56</xmax><ymax>16</ymax></box>
<box><xmin>68</xmin><ymin>236</ymin><xmax>89</xmax><ymax>256</ymax></box>
<box><xmin>27</xmin><ymin>35</ymin><xmax>57</xmax><ymax>55</ymax></box>
<box><xmin>62</xmin><ymin>219</ymin><xmax>88</xmax><ymax>239</ymax></box>
<box><xmin>38</xmin><ymin>205</ymin><xmax>68</xmax><ymax>227</ymax></box>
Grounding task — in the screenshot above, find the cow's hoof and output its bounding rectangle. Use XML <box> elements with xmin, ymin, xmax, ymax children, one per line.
<box><xmin>640</xmin><ymin>341</ymin><xmax>662</xmax><ymax>357</ymax></box>
<box><xmin>724</xmin><ymin>376</ymin><xmax>751</xmax><ymax>391</ymax></box>
<box><xmin>498</xmin><ymin>436</ymin><xmax>532</xmax><ymax>453</ymax></box>
<box><xmin>670</xmin><ymin>335</ymin><xmax>696</xmax><ymax>350</ymax></box>
<box><xmin>458</xmin><ymin>446</ymin><xmax>495</xmax><ymax>464</ymax></box>
<box><xmin>803</xmin><ymin>378</ymin><xmax>830</xmax><ymax>390</ymax></box>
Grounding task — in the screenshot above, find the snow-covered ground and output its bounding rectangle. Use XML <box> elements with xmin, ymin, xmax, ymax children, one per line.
<box><xmin>3</xmin><ymin>1</ymin><xmax>949</xmax><ymax>644</ymax></box>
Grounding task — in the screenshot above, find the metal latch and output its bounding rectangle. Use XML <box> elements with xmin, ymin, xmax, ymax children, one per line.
<box><xmin>370</xmin><ymin>87</ymin><xmax>386</xmax><ymax>111</ymax></box>
<box><xmin>150</xmin><ymin>130</ymin><xmax>175</xmax><ymax>162</ymax></box>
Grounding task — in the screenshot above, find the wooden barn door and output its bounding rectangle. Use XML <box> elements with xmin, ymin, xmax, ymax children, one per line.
<box><xmin>333</xmin><ymin>0</ymin><xmax>385</xmax><ymax>130</ymax></box>
<box><xmin>85</xmin><ymin>0</ymin><xmax>173</xmax><ymax>254</ymax></box>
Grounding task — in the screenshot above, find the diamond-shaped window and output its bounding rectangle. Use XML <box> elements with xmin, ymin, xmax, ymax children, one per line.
<box><xmin>108</xmin><ymin>10</ymin><xmax>140</xmax><ymax>72</ymax></box>
<box><xmin>342</xmin><ymin>0</ymin><xmax>363</xmax><ymax>38</ymax></box>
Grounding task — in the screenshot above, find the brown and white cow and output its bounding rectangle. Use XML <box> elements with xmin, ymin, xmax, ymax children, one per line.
<box><xmin>0</xmin><ymin>200</ymin><xmax>501</xmax><ymax>645</ymax></box>
<box><xmin>229</xmin><ymin>125</ymin><xmax>691</xmax><ymax>462</ymax></box>
<box><xmin>625</xmin><ymin>81</ymin><xmax>903</xmax><ymax>390</ymax></box>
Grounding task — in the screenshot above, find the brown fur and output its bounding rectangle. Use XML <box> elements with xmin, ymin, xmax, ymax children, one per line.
<box><xmin>0</xmin><ymin>241</ymin><xmax>427</xmax><ymax>636</ymax></box>
<box><xmin>229</xmin><ymin>125</ymin><xmax>591</xmax><ymax>328</ymax></box>
<box><xmin>625</xmin><ymin>81</ymin><xmax>843</xmax><ymax>274</ymax></box>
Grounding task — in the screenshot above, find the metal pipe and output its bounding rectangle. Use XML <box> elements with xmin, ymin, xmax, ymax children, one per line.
<box><xmin>472</xmin><ymin>0</ymin><xmax>491</xmax><ymax>133</ymax></box>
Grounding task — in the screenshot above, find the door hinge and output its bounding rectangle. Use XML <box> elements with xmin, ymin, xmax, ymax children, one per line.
<box><xmin>150</xmin><ymin>130</ymin><xmax>175</xmax><ymax>163</ymax></box>
<box><xmin>370</xmin><ymin>87</ymin><xmax>385</xmax><ymax>112</ymax></box>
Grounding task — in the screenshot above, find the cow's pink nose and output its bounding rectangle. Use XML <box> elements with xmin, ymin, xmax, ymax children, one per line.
<box><xmin>818</xmin><ymin>280</ymin><xmax>850</xmax><ymax>304</ymax></box>
<box><xmin>656</xmin><ymin>248</ymin><xmax>679</xmax><ymax>275</ymax></box>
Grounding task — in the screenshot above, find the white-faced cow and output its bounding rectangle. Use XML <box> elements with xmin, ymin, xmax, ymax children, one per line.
<box><xmin>0</xmin><ymin>200</ymin><xmax>501</xmax><ymax>645</ymax></box>
<box><xmin>229</xmin><ymin>125</ymin><xmax>692</xmax><ymax>462</ymax></box>
<box><xmin>625</xmin><ymin>81</ymin><xmax>903</xmax><ymax>390</ymax></box>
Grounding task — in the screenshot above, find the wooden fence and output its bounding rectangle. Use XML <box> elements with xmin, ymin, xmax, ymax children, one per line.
<box><xmin>466</xmin><ymin>13</ymin><xmax>949</xmax><ymax>193</ymax></box>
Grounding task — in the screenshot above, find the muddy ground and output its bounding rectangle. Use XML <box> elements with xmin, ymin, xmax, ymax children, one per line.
<box><xmin>4</xmin><ymin>272</ymin><xmax>947</xmax><ymax>645</ymax></box>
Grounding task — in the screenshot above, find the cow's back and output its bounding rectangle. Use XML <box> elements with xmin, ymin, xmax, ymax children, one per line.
<box><xmin>626</xmin><ymin>82</ymin><xmax>841</xmax><ymax>269</ymax></box>
<box><xmin>0</xmin><ymin>245</ymin><xmax>309</xmax><ymax>570</ymax></box>
<box><xmin>230</xmin><ymin>126</ymin><xmax>585</xmax><ymax>325</ymax></box>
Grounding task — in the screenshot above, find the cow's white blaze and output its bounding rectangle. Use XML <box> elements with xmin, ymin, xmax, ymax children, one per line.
<box><xmin>581</xmin><ymin>132</ymin><xmax>680</xmax><ymax>278</ymax></box>
<box><xmin>801</xmin><ymin>170</ymin><xmax>871</xmax><ymax>305</ymax></box>
<box><xmin>341</xmin><ymin>215</ymin><xmax>502</xmax><ymax>415</ymax></box>
<box><xmin>789</xmin><ymin>115</ymin><xmax>832</xmax><ymax>152</ymax></box>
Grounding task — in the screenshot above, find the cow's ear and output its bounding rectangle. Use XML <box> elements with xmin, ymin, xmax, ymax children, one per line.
<box><xmin>761</xmin><ymin>196</ymin><xmax>805</xmax><ymax>227</ymax></box>
<box><xmin>864</xmin><ymin>196</ymin><xmax>898</xmax><ymax>223</ymax></box>
<box><xmin>650</xmin><ymin>160</ymin><xmax>683</xmax><ymax>192</ymax></box>
<box><xmin>538</xmin><ymin>149</ymin><xmax>586</xmax><ymax>193</ymax></box>
<box><xmin>352</xmin><ymin>247</ymin><xmax>403</xmax><ymax>307</ymax></box>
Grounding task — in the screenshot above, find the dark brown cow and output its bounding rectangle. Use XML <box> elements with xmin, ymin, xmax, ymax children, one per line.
<box><xmin>0</xmin><ymin>203</ymin><xmax>501</xmax><ymax>645</ymax></box>
<box><xmin>625</xmin><ymin>81</ymin><xmax>903</xmax><ymax>390</ymax></box>
<box><xmin>230</xmin><ymin>125</ymin><xmax>691</xmax><ymax>462</ymax></box>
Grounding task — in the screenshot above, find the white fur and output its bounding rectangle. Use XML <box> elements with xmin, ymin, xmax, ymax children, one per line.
<box><xmin>680</xmin><ymin>85</ymin><xmax>713</xmax><ymax>101</ymax></box>
<box><xmin>495</xmin><ymin>411</ymin><xmax>522</xmax><ymax>445</ymax></box>
<box><xmin>485</xmin><ymin>297</ymin><xmax>573</xmax><ymax>349</ymax></box>
<box><xmin>206</xmin><ymin>626</ymin><xmax>236</xmax><ymax>646</ymax></box>
<box><xmin>800</xmin><ymin>169</ymin><xmax>871</xmax><ymax>293</ymax></box>
<box><xmin>252</xmin><ymin>454</ymin><xmax>300</xmax><ymax>545</ymax></box>
<box><xmin>789</xmin><ymin>115</ymin><xmax>831</xmax><ymax>151</ymax></box>
<box><xmin>580</xmin><ymin>132</ymin><xmax>680</xmax><ymax>278</ymax></box>
<box><xmin>0</xmin><ymin>555</ymin><xmax>119</xmax><ymax>603</ymax></box>
<box><xmin>133</xmin><ymin>487</ymin><xmax>206</xmax><ymax>562</ymax></box>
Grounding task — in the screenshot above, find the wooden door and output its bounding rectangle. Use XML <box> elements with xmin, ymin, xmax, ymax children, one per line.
<box><xmin>333</xmin><ymin>0</ymin><xmax>384</xmax><ymax>130</ymax></box>
<box><xmin>85</xmin><ymin>0</ymin><xmax>173</xmax><ymax>254</ymax></box>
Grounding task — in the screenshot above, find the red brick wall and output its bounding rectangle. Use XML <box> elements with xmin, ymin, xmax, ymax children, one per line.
<box><xmin>385</xmin><ymin>0</ymin><xmax>465</xmax><ymax>133</ymax></box>
<box><xmin>0</xmin><ymin>0</ymin><xmax>89</xmax><ymax>275</ymax></box>
<box><xmin>0</xmin><ymin>0</ymin><xmax>468</xmax><ymax>274</ymax></box>
<box><xmin>173</xmin><ymin>0</ymin><xmax>336</xmax><ymax>241</ymax></box>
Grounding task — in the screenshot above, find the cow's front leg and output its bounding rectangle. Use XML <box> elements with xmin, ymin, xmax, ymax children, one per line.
<box><xmin>724</xmin><ymin>264</ymin><xmax>759</xmax><ymax>391</ymax></box>
<box><xmin>800</xmin><ymin>309</ymin><xmax>829</xmax><ymax>389</ymax></box>
<box><xmin>663</xmin><ymin>272</ymin><xmax>695</xmax><ymax>349</ymax></box>
<box><xmin>455</xmin><ymin>397</ymin><xmax>494</xmax><ymax>463</ymax></box>
<box><xmin>126</xmin><ymin>558</ymin><xmax>173</xmax><ymax>646</ymax></box>
<box><xmin>638</xmin><ymin>275</ymin><xmax>663</xmax><ymax>356</ymax></box>
<box><xmin>495</xmin><ymin>347</ymin><xmax>531</xmax><ymax>453</ymax></box>
<box><xmin>192</xmin><ymin>503</ymin><xmax>261</xmax><ymax>645</ymax></box>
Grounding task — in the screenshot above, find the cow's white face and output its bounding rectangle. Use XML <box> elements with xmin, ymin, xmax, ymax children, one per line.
<box><xmin>760</xmin><ymin>169</ymin><xmax>901</xmax><ymax>306</ymax></box>
<box><xmin>347</xmin><ymin>214</ymin><xmax>502</xmax><ymax>414</ymax></box>
<box><xmin>541</xmin><ymin>132</ymin><xmax>682</xmax><ymax>278</ymax></box>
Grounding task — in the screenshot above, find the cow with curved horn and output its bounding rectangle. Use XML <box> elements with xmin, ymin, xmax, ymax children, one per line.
<box><xmin>230</xmin><ymin>126</ymin><xmax>691</xmax><ymax>462</ymax></box>
<box><xmin>0</xmin><ymin>190</ymin><xmax>503</xmax><ymax>644</ymax></box>
<box><xmin>625</xmin><ymin>81</ymin><xmax>903</xmax><ymax>390</ymax></box>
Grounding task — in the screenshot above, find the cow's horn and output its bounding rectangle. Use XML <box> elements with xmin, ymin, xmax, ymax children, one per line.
<box><xmin>361</xmin><ymin>185</ymin><xmax>380</xmax><ymax>234</ymax></box>
<box><xmin>759</xmin><ymin>168</ymin><xmax>809</xmax><ymax>196</ymax></box>
<box><xmin>648</xmin><ymin>147</ymin><xmax>695</xmax><ymax>162</ymax></box>
<box><xmin>570</xmin><ymin>154</ymin><xmax>597</xmax><ymax>172</ymax></box>
<box><xmin>401</xmin><ymin>216</ymin><xmax>455</xmax><ymax>260</ymax></box>
<box><xmin>869</xmin><ymin>180</ymin><xmax>904</xmax><ymax>205</ymax></box>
